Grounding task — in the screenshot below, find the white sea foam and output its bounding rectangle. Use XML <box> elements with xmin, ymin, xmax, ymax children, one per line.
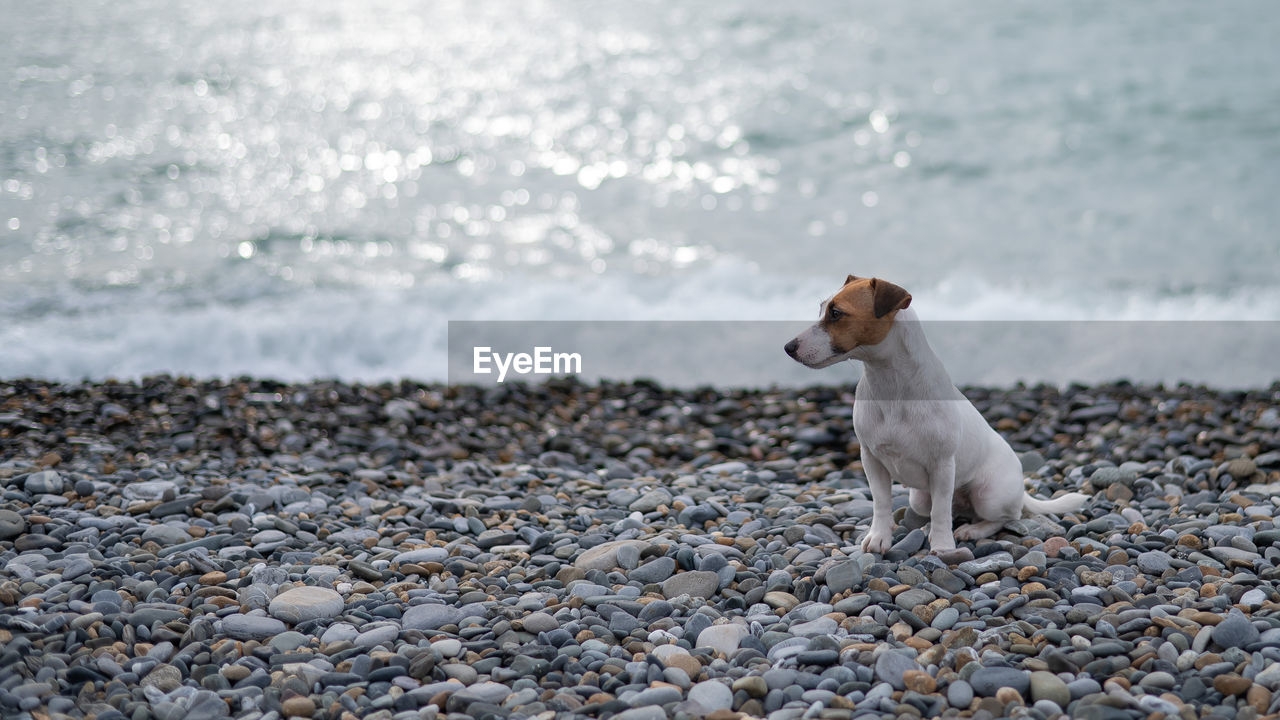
<box><xmin>3</xmin><ymin>260</ymin><xmax>1277</xmax><ymax>385</ymax></box>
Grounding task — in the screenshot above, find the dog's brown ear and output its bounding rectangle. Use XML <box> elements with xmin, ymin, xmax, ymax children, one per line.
<box><xmin>870</xmin><ymin>278</ymin><xmax>912</xmax><ymax>318</ymax></box>
<box><xmin>844</xmin><ymin>274</ymin><xmax>861</xmax><ymax>285</ymax></box>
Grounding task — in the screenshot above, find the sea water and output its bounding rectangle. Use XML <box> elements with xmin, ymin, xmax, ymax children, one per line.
<box><xmin>2</xmin><ymin>1</ymin><xmax>1278</xmax><ymax>383</ymax></box>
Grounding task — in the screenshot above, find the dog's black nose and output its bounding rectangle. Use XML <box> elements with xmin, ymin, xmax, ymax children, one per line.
<box><xmin>784</xmin><ymin>338</ymin><xmax>799</xmax><ymax>357</ymax></box>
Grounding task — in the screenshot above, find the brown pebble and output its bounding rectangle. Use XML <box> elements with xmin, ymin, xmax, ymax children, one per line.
<box><xmin>1194</xmin><ymin>653</ymin><xmax>1222</xmax><ymax>670</ymax></box>
<box><xmin>827</xmin><ymin>695</ymin><xmax>856</xmax><ymax>710</ymax></box>
<box><xmin>199</xmin><ymin>571</ymin><xmax>228</xmax><ymax>585</ymax></box>
<box><xmin>903</xmin><ymin>670</ymin><xmax>936</xmax><ymax>694</ymax></box>
<box><xmin>1104</xmin><ymin>677</ymin><xmax>1130</xmax><ymax>691</ymax></box>
<box><xmin>663</xmin><ymin>653</ymin><xmax>701</xmax><ymax>678</ymax></box>
<box><xmin>995</xmin><ymin>687</ymin><xmax>1023</xmax><ymax>705</ymax></box>
<box><xmin>1043</xmin><ymin>537</ymin><xmax>1069</xmax><ymax>558</ymax></box>
<box><xmin>1105</xmin><ymin>484</ymin><xmax>1133</xmax><ymax>502</ymax></box>
<box><xmin>1213</xmin><ymin>674</ymin><xmax>1252</xmax><ymax>696</ymax></box>
<box><xmin>1189</xmin><ymin>611</ymin><xmax>1223</xmax><ymax>626</ymax></box>
<box><xmin>1247</xmin><ymin>684</ymin><xmax>1272</xmax><ymax>712</ymax></box>
<box><xmin>977</xmin><ymin>697</ymin><xmax>1005</xmax><ymax>715</ymax></box>
<box><xmin>281</xmin><ymin>696</ymin><xmax>316</xmax><ymax>718</ymax></box>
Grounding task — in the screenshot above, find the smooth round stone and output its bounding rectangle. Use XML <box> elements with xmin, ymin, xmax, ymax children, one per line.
<box><xmin>1032</xmin><ymin>699</ymin><xmax>1064</xmax><ymax>716</ymax></box>
<box><xmin>1140</xmin><ymin>671</ymin><xmax>1177</xmax><ymax>691</ymax></box>
<box><xmin>394</xmin><ymin>547</ymin><xmax>449</xmax><ymax>564</ymax></box>
<box><xmin>629</xmin><ymin>557</ymin><xmax>676</xmax><ymax>585</ymax></box>
<box><xmin>402</xmin><ymin>604</ymin><xmax>462</xmax><ymax>630</ymax></box>
<box><xmin>25</xmin><ymin>470</ymin><xmax>64</xmax><ymax>494</ymax></box>
<box><xmin>222</xmin><ymin>614</ymin><xmax>287</xmax><ymax>641</ymax></box>
<box><xmin>931</xmin><ymin>607</ymin><xmax>960</xmax><ymax>630</ymax></box>
<box><xmin>1090</xmin><ymin>467</ymin><xmax>1136</xmax><ymax>487</ymax></box>
<box><xmin>895</xmin><ymin>588</ymin><xmax>936</xmax><ymax>610</ymax></box>
<box><xmin>1136</xmin><ymin>550</ymin><xmax>1171</xmax><ymax>574</ymax></box>
<box><xmin>441</xmin><ymin>664</ymin><xmax>479</xmax><ymax>684</ymax></box>
<box><xmin>662</xmin><ymin>570</ymin><xmax>719</xmax><ymax>599</ymax></box>
<box><xmin>947</xmin><ymin>679</ymin><xmax>974</xmax><ymax>708</ymax></box>
<box><xmin>0</xmin><ymin>509</ymin><xmax>27</xmax><ymax>538</ymax></box>
<box><xmin>522</xmin><ymin>612</ymin><xmax>558</xmax><ymax>634</ymax></box>
<box><xmin>662</xmin><ymin>666</ymin><xmax>691</xmax><ymax>689</ymax></box>
<box><xmin>611</xmin><ymin>707</ymin><xmax>667</xmax><ymax>720</ymax></box>
<box><xmin>575</xmin><ymin>539</ymin><xmax>648</xmax><ymax>571</ymax></box>
<box><xmin>568</xmin><ymin>581</ymin><xmax>611</xmax><ymax>599</ymax></box>
<box><xmin>142</xmin><ymin>524</ymin><xmax>192</xmax><ymax>545</ymax></box>
<box><xmin>140</xmin><ymin>664</ymin><xmax>181</xmax><ymax>693</ymax></box>
<box><xmin>306</xmin><ymin>566</ymin><xmax>340</xmax><ymax>583</ymax></box>
<box><xmin>762</xmin><ymin>591</ymin><xmax>799</xmax><ymax>611</ymax></box>
<box><xmin>281</xmin><ymin>696</ymin><xmax>316</xmax><ymax>717</ymax></box>
<box><xmin>790</xmin><ymin>617</ymin><xmax>838</xmax><ymax>637</ymax></box>
<box><xmin>1029</xmin><ymin>671</ymin><xmax>1070</xmax><ymax>706</ymax></box>
<box><xmin>91</xmin><ymin>590</ymin><xmax>123</xmax><ymax>608</ymax></box>
<box><xmin>1212</xmin><ymin>609</ymin><xmax>1261</xmax><ymax>647</ymax></box>
<box><xmin>824</xmin><ymin>560</ymin><xmax>862</xmax><ymax>593</ymax></box>
<box><xmin>459</xmin><ymin>681</ymin><xmax>511</xmax><ymax>704</ymax></box>
<box><xmin>688</xmin><ymin>680</ymin><xmax>733</xmax><ymax>712</ymax></box>
<box><xmin>763</xmin><ymin>668</ymin><xmax>798</xmax><ymax>690</ymax></box>
<box><xmin>321</xmin><ymin>623</ymin><xmax>358</xmax><ymax>644</ymax></box>
<box><xmin>354</xmin><ymin>624</ymin><xmax>399</xmax><ymax>648</ymax></box>
<box><xmin>734</xmin><ymin>676</ymin><xmax>768</xmax><ymax>698</ymax></box>
<box><xmin>616</xmin><ymin>543</ymin><xmax>642</xmax><ymax>570</ymax></box>
<box><xmin>1241</xmin><ymin>587</ymin><xmax>1268</xmax><ymax>609</ymax></box>
<box><xmin>269</xmin><ymin>631</ymin><xmax>310</xmax><ymax>652</ymax></box>
<box><xmin>970</xmin><ymin>666</ymin><xmax>1030</xmax><ymax>696</ymax></box>
<box><xmin>432</xmin><ymin>639</ymin><xmax>463</xmax><ymax>658</ymax></box>
<box><xmin>269</xmin><ymin>586</ymin><xmax>344</xmax><ymax>623</ymax></box>
<box><xmin>697</xmin><ymin>624</ymin><xmax>746</xmax><ymax>655</ymax></box>
<box><xmin>251</xmin><ymin>529</ymin><xmax>288</xmax><ymax>545</ymax></box>
<box><xmin>874</xmin><ymin>651</ymin><xmax>921</xmax><ymax>690</ymax></box>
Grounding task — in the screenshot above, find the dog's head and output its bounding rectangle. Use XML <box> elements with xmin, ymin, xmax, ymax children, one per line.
<box><xmin>785</xmin><ymin>275</ymin><xmax>912</xmax><ymax>368</ymax></box>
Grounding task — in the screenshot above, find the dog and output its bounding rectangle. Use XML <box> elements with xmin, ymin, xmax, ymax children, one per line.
<box><xmin>785</xmin><ymin>275</ymin><xmax>1087</xmax><ymax>553</ymax></box>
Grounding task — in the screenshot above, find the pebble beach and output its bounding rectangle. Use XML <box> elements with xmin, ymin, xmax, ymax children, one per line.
<box><xmin>3</xmin><ymin>377</ymin><xmax>1280</xmax><ymax>720</ymax></box>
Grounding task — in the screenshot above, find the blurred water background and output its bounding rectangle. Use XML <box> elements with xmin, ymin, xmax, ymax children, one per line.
<box><xmin>2</xmin><ymin>1</ymin><xmax>1278</xmax><ymax>382</ymax></box>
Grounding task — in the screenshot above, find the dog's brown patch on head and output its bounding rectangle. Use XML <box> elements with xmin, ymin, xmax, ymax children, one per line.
<box><xmin>823</xmin><ymin>276</ymin><xmax>912</xmax><ymax>353</ymax></box>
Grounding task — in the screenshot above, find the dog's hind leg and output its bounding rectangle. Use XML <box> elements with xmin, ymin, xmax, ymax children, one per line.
<box><xmin>954</xmin><ymin>469</ymin><xmax>1020</xmax><ymax>542</ymax></box>
<box><xmin>954</xmin><ymin>520</ymin><xmax>1004</xmax><ymax>541</ymax></box>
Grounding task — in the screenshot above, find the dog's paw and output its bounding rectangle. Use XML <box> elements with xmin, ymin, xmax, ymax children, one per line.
<box><xmin>861</xmin><ymin>530</ymin><xmax>893</xmax><ymax>554</ymax></box>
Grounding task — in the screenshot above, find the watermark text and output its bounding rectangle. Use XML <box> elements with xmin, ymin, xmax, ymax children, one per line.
<box><xmin>473</xmin><ymin>346</ymin><xmax>582</xmax><ymax>382</ymax></box>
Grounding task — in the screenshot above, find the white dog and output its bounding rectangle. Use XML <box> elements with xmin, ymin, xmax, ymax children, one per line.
<box><xmin>785</xmin><ymin>275</ymin><xmax>1087</xmax><ymax>553</ymax></box>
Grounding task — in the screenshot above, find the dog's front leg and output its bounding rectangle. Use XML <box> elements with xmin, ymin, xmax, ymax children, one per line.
<box><xmin>927</xmin><ymin>456</ymin><xmax>957</xmax><ymax>552</ymax></box>
<box><xmin>861</xmin><ymin>452</ymin><xmax>894</xmax><ymax>554</ymax></box>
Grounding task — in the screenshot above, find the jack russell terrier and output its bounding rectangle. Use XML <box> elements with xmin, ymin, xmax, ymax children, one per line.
<box><xmin>785</xmin><ymin>275</ymin><xmax>1087</xmax><ymax>554</ymax></box>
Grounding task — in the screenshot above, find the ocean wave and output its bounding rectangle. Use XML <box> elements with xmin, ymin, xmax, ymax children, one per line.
<box><xmin>2</xmin><ymin>260</ymin><xmax>1277</xmax><ymax>383</ymax></box>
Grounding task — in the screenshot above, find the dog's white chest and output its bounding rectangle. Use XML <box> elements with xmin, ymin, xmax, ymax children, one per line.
<box><xmin>854</xmin><ymin>402</ymin><xmax>939</xmax><ymax>489</ymax></box>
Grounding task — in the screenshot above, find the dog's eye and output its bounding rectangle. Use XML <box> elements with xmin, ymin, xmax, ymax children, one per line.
<box><xmin>828</xmin><ymin>306</ymin><xmax>843</xmax><ymax>320</ymax></box>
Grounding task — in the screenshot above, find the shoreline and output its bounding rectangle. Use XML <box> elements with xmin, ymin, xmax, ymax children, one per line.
<box><xmin>2</xmin><ymin>378</ymin><xmax>1280</xmax><ymax>720</ymax></box>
